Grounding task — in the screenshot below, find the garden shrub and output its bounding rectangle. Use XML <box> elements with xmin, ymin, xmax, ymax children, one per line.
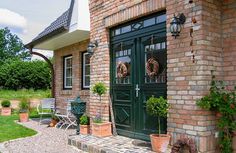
<box><xmin>0</xmin><ymin>59</ymin><xmax>51</xmax><ymax>90</ymax></box>
<box><xmin>1</xmin><ymin>100</ymin><xmax>11</xmax><ymax>107</ymax></box>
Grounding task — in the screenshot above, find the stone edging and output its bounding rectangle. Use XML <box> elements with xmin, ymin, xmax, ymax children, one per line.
<box><xmin>0</xmin><ymin>119</ymin><xmax>41</xmax><ymax>153</ymax></box>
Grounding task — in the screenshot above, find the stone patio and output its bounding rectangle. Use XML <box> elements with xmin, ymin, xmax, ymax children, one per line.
<box><xmin>68</xmin><ymin>134</ymin><xmax>171</xmax><ymax>153</ymax></box>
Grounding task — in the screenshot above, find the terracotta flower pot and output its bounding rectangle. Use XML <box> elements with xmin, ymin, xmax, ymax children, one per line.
<box><xmin>92</xmin><ymin>122</ymin><xmax>112</xmax><ymax>137</ymax></box>
<box><xmin>150</xmin><ymin>134</ymin><xmax>170</xmax><ymax>153</ymax></box>
<box><xmin>80</xmin><ymin>125</ymin><xmax>90</xmax><ymax>135</ymax></box>
<box><xmin>1</xmin><ymin>107</ymin><xmax>11</xmax><ymax>116</ymax></box>
<box><xmin>49</xmin><ymin>119</ymin><xmax>58</xmax><ymax>127</ymax></box>
<box><xmin>19</xmin><ymin>112</ymin><xmax>29</xmax><ymax>122</ymax></box>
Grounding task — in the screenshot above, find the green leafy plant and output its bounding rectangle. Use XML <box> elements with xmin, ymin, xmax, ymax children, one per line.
<box><xmin>92</xmin><ymin>82</ymin><xmax>107</xmax><ymax>123</ymax></box>
<box><xmin>92</xmin><ymin>82</ymin><xmax>107</xmax><ymax>102</ymax></box>
<box><xmin>197</xmin><ymin>76</ymin><xmax>236</xmax><ymax>153</ymax></box>
<box><xmin>1</xmin><ymin>100</ymin><xmax>11</xmax><ymax>107</ymax></box>
<box><xmin>18</xmin><ymin>98</ymin><xmax>30</xmax><ymax>113</ymax></box>
<box><xmin>146</xmin><ymin>96</ymin><xmax>169</xmax><ymax>136</ymax></box>
<box><xmin>80</xmin><ymin>114</ymin><xmax>90</xmax><ymax>125</ymax></box>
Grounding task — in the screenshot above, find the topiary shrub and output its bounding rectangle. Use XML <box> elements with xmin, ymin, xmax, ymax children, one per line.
<box><xmin>146</xmin><ymin>96</ymin><xmax>169</xmax><ymax>135</ymax></box>
<box><xmin>92</xmin><ymin>82</ymin><xmax>107</xmax><ymax>102</ymax></box>
<box><xmin>1</xmin><ymin>100</ymin><xmax>11</xmax><ymax>107</ymax></box>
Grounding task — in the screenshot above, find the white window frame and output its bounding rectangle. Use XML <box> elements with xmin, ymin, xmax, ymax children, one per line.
<box><xmin>64</xmin><ymin>56</ymin><xmax>72</xmax><ymax>89</ymax></box>
<box><xmin>83</xmin><ymin>52</ymin><xmax>90</xmax><ymax>89</ymax></box>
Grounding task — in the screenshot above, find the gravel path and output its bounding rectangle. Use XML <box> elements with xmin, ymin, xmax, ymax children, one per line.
<box><xmin>2</xmin><ymin>119</ymin><xmax>84</xmax><ymax>153</ymax></box>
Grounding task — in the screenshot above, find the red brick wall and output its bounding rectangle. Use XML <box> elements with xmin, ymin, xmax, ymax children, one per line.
<box><xmin>54</xmin><ymin>40</ymin><xmax>90</xmax><ymax>113</ymax></box>
<box><xmin>89</xmin><ymin>0</ymin><xmax>235</xmax><ymax>152</ymax></box>
<box><xmin>223</xmin><ymin>0</ymin><xmax>236</xmax><ymax>89</ymax></box>
<box><xmin>166</xmin><ymin>1</ymin><xmax>224</xmax><ymax>152</ymax></box>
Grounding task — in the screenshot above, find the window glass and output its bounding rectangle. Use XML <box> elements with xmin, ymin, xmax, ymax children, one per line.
<box><xmin>64</xmin><ymin>56</ymin><xmax>72</xmax><ymax>89</ymax></box>
<box><xmin>144</xmin><ymin>17</ymin><xmax>155</xmax><ymax>27</ymax></box>
<box><xmin>121</xmin><ymin>25</ymin><xmax>131</xmax><ymax>33</ymax></box>
<box><xmin>83</xmin><ymin>53</ymin><xmax>90</xmax><ymax>88</ymax></box>
<box><xmin>156</xmin><ymin>14</ymin><xmax>166</xmax><ymax>23</ymax></box>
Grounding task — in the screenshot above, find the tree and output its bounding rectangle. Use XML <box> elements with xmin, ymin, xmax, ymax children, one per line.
<box><xmin>0</xmin><ymin>27</ymin><xmax>30</xmax><ymax>64</ymax></box>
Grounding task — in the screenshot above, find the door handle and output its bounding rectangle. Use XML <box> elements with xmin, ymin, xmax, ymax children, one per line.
<box><xmin>135</xmin><ymin>84</ymin><xmax>140</xmax><ymax>98</ymax></box>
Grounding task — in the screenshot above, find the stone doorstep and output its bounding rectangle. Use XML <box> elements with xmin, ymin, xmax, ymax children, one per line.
<box><xmin>68</xmin><ymin>135</ymin><xmax>172</xmax><ymax>153</ymax></box>
<box><xmin>68</xmin><ymin>135</ymin><xmax>154</xmax><ymax>153</ymax></box>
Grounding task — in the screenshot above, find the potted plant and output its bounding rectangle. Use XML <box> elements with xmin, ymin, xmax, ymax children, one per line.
<box><xmin>92</xmin><ymin>113</ymin><xmax>112</xmax><ymax>137</ymax></box>
<box><xmin>1</xmin><ymin>100</ymin><xmax>11</xmax><ymax>116</ymax></box>
<box><xmin>146</xmin><ymin>96</ymin><xmax>170</xmax><ymax>152</ymax></box>
<box><xmin>91</xmin><ymin>82</ymin><xmax>112</xmax><ymax>137</ymax></box>
<box><xmin>79</xmin><ymin>114</ymin><xmax>90</xmax><ymax>134</ymax></box>
<box><xmin>18</xmin><ymin>98</ymin><xmax>30</xmax><ymax>122</ymax></box>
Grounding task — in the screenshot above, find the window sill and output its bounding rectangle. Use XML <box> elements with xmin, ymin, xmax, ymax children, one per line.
<box><xmin>60</xmin><ymin>90</ymin><xmax>72</xmax><ymax>95</ymax></box>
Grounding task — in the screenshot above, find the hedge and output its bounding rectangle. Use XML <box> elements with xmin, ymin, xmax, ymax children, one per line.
<box><xmin>0</xmin><ymin>59</ymin><xmax>51</xmax><ymax>90</ymax></box>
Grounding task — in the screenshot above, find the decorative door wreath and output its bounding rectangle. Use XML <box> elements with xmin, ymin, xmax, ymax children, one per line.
<box><xmin>171</xmin><ymin>138</ymin><xmax>197</xmax><ymax>153</ymax></box>
<box><xmin>146</xmin><ymin>57</ymin><xmax>159</xmax><ymax>77</ymax></box>
<box><xmin>117</xmin><ymin>62</ymin><xmax>128</xmax><ymax>78</ymax></box>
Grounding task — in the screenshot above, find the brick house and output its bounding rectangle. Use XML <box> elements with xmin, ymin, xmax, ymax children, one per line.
<box><xmin>26</xmin><ymin>0</ymin><xmax>236</xmax><ymax>152</ymax></box>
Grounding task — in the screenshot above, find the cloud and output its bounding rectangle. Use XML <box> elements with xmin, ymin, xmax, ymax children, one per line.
<box><xmin>0</xmin><ymin>8</ymin><xmax>27</xmax><ymax>34</ymax></box>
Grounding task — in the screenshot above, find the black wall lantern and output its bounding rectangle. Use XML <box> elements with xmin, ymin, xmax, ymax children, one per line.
<box><xmin>170</xmin><ymin>13</ymin><xmax>186</xmax><ymax>39</ymax></box>
<box><xmin>87</xmin><ymin>40</ymin><xmax>98</xmax><ymax>56</ymax></box>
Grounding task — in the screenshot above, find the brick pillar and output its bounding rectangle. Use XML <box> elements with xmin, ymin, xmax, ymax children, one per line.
<box><xmin>166</xmin><ymin>0</ymin><xmax>223</xmax><ymax>152</ymax></box>
<box><xmin>89</xmin><ymin>1</ymin><xmax>111</xmax><ymax>121</ymax></box>
<box><xmin>222</xmin><ymin>0</ymin><xmax>236</xmax><ymax>89</ymax></box>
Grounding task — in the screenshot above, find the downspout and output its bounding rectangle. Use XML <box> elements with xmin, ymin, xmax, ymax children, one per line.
<box><xmin>29</xmin><ymin>47</ymin><xmax>55</xmax><ymax>98</ymax></box>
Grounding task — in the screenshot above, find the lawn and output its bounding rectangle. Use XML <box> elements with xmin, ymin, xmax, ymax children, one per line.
<box><xmin>0</xmin><ymin>89</ymin><xmax>51</xmax><ymax>100</ymax></box>
<box><xmin>0</xmin><ymin>115</ymin><xmax>37</xmax><ymax>143</ymax></box>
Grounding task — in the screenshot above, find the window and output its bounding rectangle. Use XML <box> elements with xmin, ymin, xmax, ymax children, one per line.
<box><xmin>111</xmin><ymin>13</ymin><xmax>166</xmax><ymax>36</ymax></box>
<box><xmin>82</xmin><ymin>52</ymin><xmax>90</xmax><ymax>89</ymax></box>
<box><xmin>63</xmin><ymin>56</ymin><xmax>72</xmax><ymax>89</ymax></box>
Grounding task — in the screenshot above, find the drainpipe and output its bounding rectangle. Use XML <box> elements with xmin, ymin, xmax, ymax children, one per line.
<box><xmin>29</xmin><ymin>47</ymin><xmax>55</xmax><ymax>99</ymax></box>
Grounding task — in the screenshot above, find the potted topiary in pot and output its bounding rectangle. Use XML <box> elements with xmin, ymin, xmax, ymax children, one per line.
<box><xmin>91</xmin><ymin>82</ymin><xmax>112</xmax><ymax>137</ymax></box>
<box><xmin>146</xmin><ymin>96</ymin><xmax>170</xmax><ymax>152</ymax></box>
<box><xmin>18</xmin><ymin>98</ymin><xmax>30</xmax><ymax>122</ymax></box>
<box><xmin>79</xmin><ymin>114</ymin><xmax>90</xmax><ymax>134</ymax></box>
<box><xmin>1</xmin><ymin>100</ymin><xmax>11</xmax><ymax>116</ymax></box>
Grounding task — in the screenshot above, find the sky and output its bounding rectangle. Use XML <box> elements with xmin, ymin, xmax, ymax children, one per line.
<box><xmin>0</xmin><ymin>0</ymin><xmax>70</xmax><ymax>59</ymax></box>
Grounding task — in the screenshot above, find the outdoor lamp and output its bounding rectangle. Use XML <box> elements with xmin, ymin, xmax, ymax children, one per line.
<box><xmin>170</xmin><ymin>13</ymin><xmax>186</xmax><ymax>39</ymax></box>
<box><xmin>87</xmin><ymin>41</ymin><xmax>98</xmax><ymax>56</ymax></box>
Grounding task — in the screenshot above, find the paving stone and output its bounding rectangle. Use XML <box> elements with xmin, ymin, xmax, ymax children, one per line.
<box><xmin>2</xmin><ymin>119</ymin><xmax>84</xmax><ymax>153</ymax></box>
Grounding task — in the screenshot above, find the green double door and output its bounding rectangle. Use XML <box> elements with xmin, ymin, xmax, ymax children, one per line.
<box><xmin>111</xmin><ymin>14</ymin><xmax>167</xmax><ymax>141</ymax></box>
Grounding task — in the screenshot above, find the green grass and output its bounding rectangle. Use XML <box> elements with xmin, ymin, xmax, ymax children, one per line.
<box><xmin>29</xmin><ymin>108</ymin><xmax>51</xmax><ymax>118</ymax></box>
<box><xmin>0</xmin><ymin>89</ymin><xmax>51</xmax><ymax>100</ymax></box>
<box><xmin>0</xmin><ymin>115</ymin><xmax>37</xmax><ymax>143</ymax></box>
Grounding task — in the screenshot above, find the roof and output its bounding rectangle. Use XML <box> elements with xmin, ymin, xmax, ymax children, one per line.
<box><xmin>25</xmin><ymin>0</ymin><xmax>74</xmax><ymax>48</ymax></box>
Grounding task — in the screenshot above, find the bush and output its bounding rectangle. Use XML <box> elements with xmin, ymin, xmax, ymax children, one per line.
<box><xmin>18</xmin><ymin>98</ymin><xmax>30</xmax><ymax>113</ymax></box>
<box><xmin>1</xmin><ymin>100</ymin><xmax>11</xmax><ymax>107</ymax></box>
<box><xmin>0</xmin><ymin>59</ymin><xmax>51</xmax><ymax>90</ymax></box>
<box><xmin>146</xmin><ymin>96</ymin><xmax>169</xmax><ymax>135</ymax></box>
<box><xmin>92</xmin><ymin>82</ymin><xmax>107</xmax><ymax>101</ymax></box>
<box><xmin>80</xmin><ymin>114</ymin><xmax>89</xmax><ymax>125</ymax></box>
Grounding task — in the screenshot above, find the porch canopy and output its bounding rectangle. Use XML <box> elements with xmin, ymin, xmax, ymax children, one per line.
<box><xmin>25</xmin><ymin>0</ymin><xmax>90</xmax><ymax>50</ymax></box>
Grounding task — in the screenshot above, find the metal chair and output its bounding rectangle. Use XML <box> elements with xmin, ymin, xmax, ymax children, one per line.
<box><xmin>37</xmin><ymin>98</ymin><xmax>55</xmax><ymax>125</ymax></box>
<box><xmin>55</xmin><ymin>99</ymin><xmax>77</xmax><ymax>130</ymax></box>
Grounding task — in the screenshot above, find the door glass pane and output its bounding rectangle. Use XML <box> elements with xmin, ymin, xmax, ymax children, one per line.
<box><xmin>115</xmin><ymin>48</ymin><xmax>131</xmax><ymax>84</ymax></box>
<box><xmin>144</xmin><ymin>42</ymin><xmax>166</xmax><ymax>84</ymax></box>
